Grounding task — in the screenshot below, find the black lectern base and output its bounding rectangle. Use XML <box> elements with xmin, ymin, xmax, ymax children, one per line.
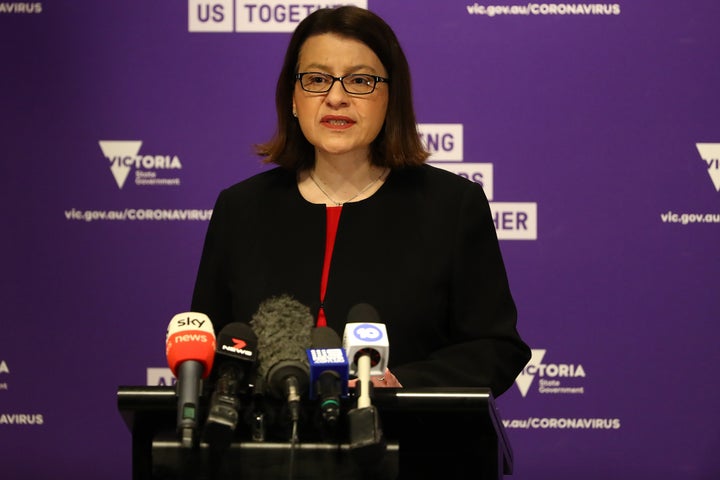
<box><xmin>118</xmin><ymin>387</ymin><xmax>512</xmax><ymax>480</ymax></box>
<box><xmin>151</xmin><ymin>435</ymin><xmax>399</xmax><ymax>480</ymax></box>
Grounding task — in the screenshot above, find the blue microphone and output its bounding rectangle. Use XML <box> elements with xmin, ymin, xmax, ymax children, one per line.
<box><xmin>307</xmin><ymin>327</ymin><xmax>349</xmax><ymax>426</ymax></box>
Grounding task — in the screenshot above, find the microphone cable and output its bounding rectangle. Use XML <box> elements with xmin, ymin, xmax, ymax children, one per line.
<box><xmin>288</xmin><ymin>419</ymin><xmax>298</xmax><ymax>480</ymax></box>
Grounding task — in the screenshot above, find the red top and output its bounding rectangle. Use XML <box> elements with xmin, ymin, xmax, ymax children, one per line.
<box><xmin>317</xmin><ymin>206</ymin><xmax>343</xmax><ymax>327</ymax></box>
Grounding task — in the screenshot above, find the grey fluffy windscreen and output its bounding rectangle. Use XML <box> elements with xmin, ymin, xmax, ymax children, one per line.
<box><xmin>250</xmin><ymin>295</ymin><xmax>314</xmax><ymax>381</ymax></box>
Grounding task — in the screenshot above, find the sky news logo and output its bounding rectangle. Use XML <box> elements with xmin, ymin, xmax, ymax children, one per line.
<box><xmin>188</xmin><ymin>0</ymin><xmax>368</xmax><ymax>33</ymax></box>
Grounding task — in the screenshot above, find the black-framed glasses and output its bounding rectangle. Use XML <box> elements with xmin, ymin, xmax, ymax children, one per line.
<box><xmin>295</xmin><ymin>72</ymin><xmax>389</xmax><ymax>95</ymax></box>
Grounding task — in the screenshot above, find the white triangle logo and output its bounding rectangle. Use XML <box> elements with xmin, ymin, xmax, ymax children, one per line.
<box><xmin>515</xmin><ymin>349</ymin><xmax>546</xmax><ymax>397</ymax></box>
<box><xmin>696</xmin><ymin>143</ymin><xmax>720</xmax><ymax>192</ymax></box>
<box><xmin>98</xmin><ymin>140</ymin><xmax>143</xmax><ymax>189</ymax></box>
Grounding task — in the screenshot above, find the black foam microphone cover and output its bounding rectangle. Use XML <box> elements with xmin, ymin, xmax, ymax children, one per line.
<box><xmin>311</xmin><ymin>325</ymin><xmax>342</xmax><ymax>348</ymax></box>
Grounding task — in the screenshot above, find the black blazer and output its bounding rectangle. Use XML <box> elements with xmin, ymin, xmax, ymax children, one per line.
<box><xmin>191</xmin><ymin>164</ymin><xmax>530</xmax><ymax>396</ymax></box>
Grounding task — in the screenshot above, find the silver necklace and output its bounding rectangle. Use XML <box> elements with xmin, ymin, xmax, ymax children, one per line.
<box><xmin>309</xmin><ymin>168</ymin><xmax>388</xmax><ymax>206</ymax></box>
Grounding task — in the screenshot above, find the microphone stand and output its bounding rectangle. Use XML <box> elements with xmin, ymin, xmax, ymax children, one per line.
<box><xmin>348</xmin><ymin>353</ymin><xmax>386</xmax><ymax>467</ymax></box>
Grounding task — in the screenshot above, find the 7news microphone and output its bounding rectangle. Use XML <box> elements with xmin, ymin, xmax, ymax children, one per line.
<box><xmin>343</xmin><ymin>303</ymin><xmax>389</xmax><ymax>462</ymax></box>
<box><xmin>203</xmin><ymin>322</ymin><xmax>258</xmax><ymax>449</ymax></box>
<box><xmin>165</xmin><ymin>312</ymin><xmax>216</xmax><ymax>448</ymax></box>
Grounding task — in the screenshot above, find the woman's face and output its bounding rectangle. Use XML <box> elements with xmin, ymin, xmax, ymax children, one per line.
<box><xmin>293</xmin><ymin>33</ymin><xmax>389</xmax><ymax>162</ymax></box>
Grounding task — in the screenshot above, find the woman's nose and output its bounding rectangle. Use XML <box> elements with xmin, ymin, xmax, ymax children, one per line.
<box><xmin>324</xmin><ymin>79</ymin><xmax>350</xmax><ymax>107</ymax></box>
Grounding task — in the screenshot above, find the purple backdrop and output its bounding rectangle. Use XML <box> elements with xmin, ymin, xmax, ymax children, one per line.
<box><xmin>1</xmin><ymin>1</ymin><xmax>719</xmax><ymax>478</ymax></box>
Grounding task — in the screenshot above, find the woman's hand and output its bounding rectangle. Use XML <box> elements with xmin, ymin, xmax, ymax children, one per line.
<box><xmin>348</xmin><ymin>368</ymin><xmax>403</xmax><ymax>388</ymax></box>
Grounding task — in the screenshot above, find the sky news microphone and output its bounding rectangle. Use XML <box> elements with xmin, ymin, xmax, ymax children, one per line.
<box><xmin>307</xmin><ymin>327</ymin><xmax>349</xmax><ymax>427</ymax></box>
<box><xmin>165</xmin><ymin>312</ymin><xmax>216</xmax><ymax>448</ymax></box>
<box><xmin>250</xmin><ymin>295</ymin><xmax>313</xmax><ymax>433</ymax></box>
<box><xmin>203</xmin><ymin>322</ymin><xmax>257</xmax><ymax>449</ymax></box>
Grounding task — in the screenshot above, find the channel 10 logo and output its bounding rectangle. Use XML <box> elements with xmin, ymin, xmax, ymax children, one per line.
<box><xmin>353</xmin><ymin>323</ymin><xmax>384</xmax><ymax>342</ymax></box>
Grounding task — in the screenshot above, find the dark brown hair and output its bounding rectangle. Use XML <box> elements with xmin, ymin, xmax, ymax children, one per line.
<box><xmin>255</xmin><ymin>6</ymin><xmax>429</xmax><ymax>170</ymax></box>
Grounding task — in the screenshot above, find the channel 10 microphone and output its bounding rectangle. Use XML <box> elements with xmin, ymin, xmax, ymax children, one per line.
<box><xmin>203</xmin><ymin>322</ymin><xmax>257</xmax><ymax>449</ymax></box>
<box><xmin>307</xmin><ymin>327</ymin><xmax>349</xmax><ymax>426</ymax></box>
<box><xmin>343</xmin><ymin>304</ymin><xmax>387</xmax><ymax>464</ymax></box>
<box><xmin>165</xmin><ymin>312</ymin><xmax>216</xmax><ymax>448</ymax></box>
<box><xmin>343</xmin><ymin>304</ymin><xmax>389</xmax><ymax>378</ymax></box>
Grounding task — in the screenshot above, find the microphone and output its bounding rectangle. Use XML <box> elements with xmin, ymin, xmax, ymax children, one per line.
<box><xmin>165</xmin><ymin>312</ymin><xmax>216</xmax><ymax>448</ymax></box>
<box><xmin>250</xmin><ymin>295</ymin><xmax>313</xmax><ymax>433</ymax></box>
<box><xmin>344</xmin><ymin>303</ymin><xmax>389</xmax><ymax>376</ymax></box>
<box><xmin>307</xmin><ymin>327</ymin><xmax>349</xmax><ymax>427</ymax></box>
<box><xmin>203</xmin><ymin>322</ymin><xmax>258</xmax><ymax>449</ymax></box>
<box><xmin>343</xmin><ymin>304</ymin><xmax>388</xmax><ymax>465</ymax></box>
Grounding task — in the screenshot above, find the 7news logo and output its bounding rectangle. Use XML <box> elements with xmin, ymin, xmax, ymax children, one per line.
<box><xmin>221</xmin><ymin>338</ymin><xmax>254</xmax><ymax>357</ymax></box>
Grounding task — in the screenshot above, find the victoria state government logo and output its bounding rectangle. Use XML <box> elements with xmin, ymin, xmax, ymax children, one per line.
<box><xmin>515</xmin><ymin>349</ymin><xmax>586</xmax><ymax>397</ymax></box>
<box><xmin>696</xmin><ymin>143</ymin><xmax>720</xmax><ymax>192</ymax></box>
<box><xmin>98</xmin><ymin>140</ymin><xmax>183</xmax><ymax>189</ymax></box>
